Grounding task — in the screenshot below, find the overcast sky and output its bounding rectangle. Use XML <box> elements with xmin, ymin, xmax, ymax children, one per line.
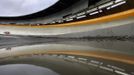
<box><xmin>0</xmin><ymin>0</ymin><xmax>59</xmax><ymax>17</ymax></box>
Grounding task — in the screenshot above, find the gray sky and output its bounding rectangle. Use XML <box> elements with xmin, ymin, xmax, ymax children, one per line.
<box><xmin>0</xmin><ymin>0</ymin><xmax>59</xmax><ymax>17</ymax></box>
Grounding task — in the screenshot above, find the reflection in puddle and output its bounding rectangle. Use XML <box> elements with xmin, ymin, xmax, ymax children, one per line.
<box><xmin>0</xmin><ymin>54</ymin><xmax>133</xmax><ymax>75</ymax></box>
<box><xmin>0</xmin><ymin>36</ymin><xmax>134</xmax><ymax>75</ymax></box>
<box><xmin>0</xmin><ymin>64</ymin><xmax>59</xmax><ymax>75</ymax></box>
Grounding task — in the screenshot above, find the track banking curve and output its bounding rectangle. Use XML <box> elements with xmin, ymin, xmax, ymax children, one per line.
<box><xmin>0</xmin><ymin>7</ymin><xmax>134</xmax><ymax>36</ymax></box>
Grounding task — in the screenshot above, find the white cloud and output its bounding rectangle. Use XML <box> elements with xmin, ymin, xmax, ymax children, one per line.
<box><xmin>0</xmin><ymin>0</ymin><xmax>59</xmax><ymax>17</ymax></box>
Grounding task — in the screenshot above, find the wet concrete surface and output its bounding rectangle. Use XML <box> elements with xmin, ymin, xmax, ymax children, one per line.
<box><xmin>0</xmin><ymin>35</ymin><xmax>134</xmax><ymax>75</ymax></box>
<box><xmin>1</xmin><ymin>35</ymin><xmax>134</xmax><ymax>55</ymax></box>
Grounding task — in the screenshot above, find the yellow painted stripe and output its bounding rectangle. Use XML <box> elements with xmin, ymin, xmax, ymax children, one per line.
<box><xmin>0</xmin><ymin>9</ymin><xmax>134</xmax><ymax>28</ymax></box>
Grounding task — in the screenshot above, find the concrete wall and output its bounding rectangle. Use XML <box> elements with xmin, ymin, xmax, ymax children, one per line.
<box><xmin>0</xmin><ymin>17</ymin><xmax>133</xmax><ymax>36</ymax></box>
<box><xmin>58</xmin><ymin>22</ymin><xmax>134</xmax><ymax>37</ymax></box>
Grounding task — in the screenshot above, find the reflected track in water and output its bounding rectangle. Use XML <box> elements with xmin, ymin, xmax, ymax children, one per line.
<box><xmin>0</xmin><ymin>36</ymin><xmax>134</xmax><ymax>75</ymax></box>
<box><xmin>0</xmin><ymin>54</ymin><xmax>133</xmax><ymax>75</ymax></box>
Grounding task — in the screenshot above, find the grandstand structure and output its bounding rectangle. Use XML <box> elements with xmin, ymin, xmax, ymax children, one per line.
<box><xmin>0</xmin><ymin>0</ymin><xmax>134</xmax><ymax>36</ymax></box>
